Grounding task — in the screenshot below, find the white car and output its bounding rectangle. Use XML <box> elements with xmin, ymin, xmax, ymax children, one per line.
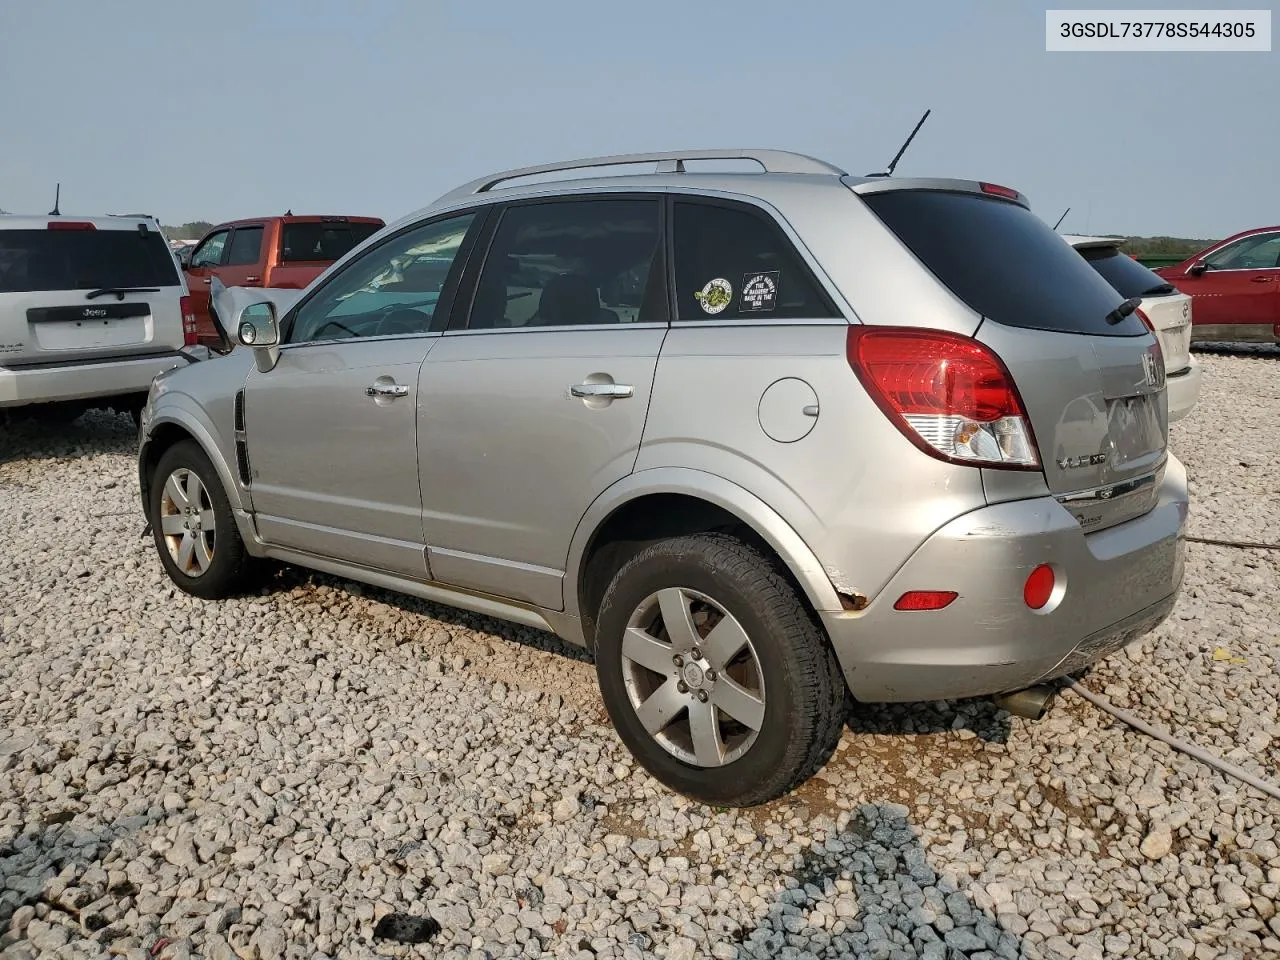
<box><xmin>0</xmin><ymin>215</ymin><xmax>198</xmax><ymax>422</ymax></box>
<box><xmin>1064</xmin><ymin>235</ymin><xmax>1202</xmax><ymax>422</ymax></box>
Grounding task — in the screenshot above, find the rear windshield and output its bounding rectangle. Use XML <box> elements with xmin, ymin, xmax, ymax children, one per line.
<box><xmin>0</xmin><ymin>228</ymin><xmax>181</xmax><ymax>293</ymax></box>
<box><xmin>1077</xmin><ymin>245</ymin><xmax>1176</xmax><ymax>299</ymax></box>
<box><xmin>279</xmin><ymin>222</ymin><xmax>382</xmax><ymax>263</ymax></box>
<box><xmin>860</xmin><ymin>190</ymin><xmax>1146</xmax><ymax>336</ymax></box>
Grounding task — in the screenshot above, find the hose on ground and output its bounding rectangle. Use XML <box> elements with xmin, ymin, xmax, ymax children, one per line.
<box><xmin>1186</xmin><ymin>534</ymin><xmax>1280</xmax><ymax>551</ymax></box>
<box><xmin>1063</xmin><ymin>678</ymin><xmax>1280</xmax><ymax>803</ymax></box>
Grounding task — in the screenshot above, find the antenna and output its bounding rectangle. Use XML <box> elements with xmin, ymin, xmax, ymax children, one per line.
<box><xmin>867</xmin><ymin>109</ymin><xmax>931</xmax><ymax>178</ymax></box>
<box><xmin>49</xmin><ymin>183</ymin><xmax>61</xmax><ymax>216</ymax></box>
<box><xmin>1052</xmin><ymin>207</ymin><xmax>1071</xmax><ymax>231</ymax></box>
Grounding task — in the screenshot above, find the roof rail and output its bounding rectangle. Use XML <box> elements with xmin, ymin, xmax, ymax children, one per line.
<box><xmin>435</xmin><ymin>149</ymin><xmax>847</xmax><ymax>205</ymax></box>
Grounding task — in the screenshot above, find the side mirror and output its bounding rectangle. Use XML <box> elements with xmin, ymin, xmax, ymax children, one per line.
<box><xmin>211</xmin><ymin>277</ymin><xmax>282</xmax><ymax>371</ymax></box>
<box><xmin>237</xmin><ymin>302</ymin><xmax>281</xmax><ymax>372</ymax></box>
<box><xmin>1188</xmin><ymin>261</ymin><xmax>1208</xmax><ymax>277</ymax></box>
<box><xmin>237</xmin><ymin>302</ymin><xmax>279</xmax><ymax>347</ymax></box>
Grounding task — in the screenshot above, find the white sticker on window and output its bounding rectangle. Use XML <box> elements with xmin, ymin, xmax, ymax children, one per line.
<box><xmin>741</xmin><ymin>271</ymin><xmax>779</xmax><ymax>313</ymax></box>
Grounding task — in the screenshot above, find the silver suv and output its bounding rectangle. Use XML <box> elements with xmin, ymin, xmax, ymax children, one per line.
<box><xmin>1</xmin><ymin>215</ymin><xmax>196</xmax><ymax>422</ymax></box>
<box><xmin>137</xmin><ymin>150</ymin><xmax>1188</xmax><ymax>806</ymax></box>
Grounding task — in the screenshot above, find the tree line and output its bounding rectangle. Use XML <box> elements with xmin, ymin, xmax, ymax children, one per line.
<box><xmin>160</xmin><ymin>221</ymin><xmax>215</xmax><ymax>242</ymax></box>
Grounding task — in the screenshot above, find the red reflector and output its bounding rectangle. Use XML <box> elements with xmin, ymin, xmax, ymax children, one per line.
<box><xmin>180</xmin><ymin>295</ymin><xmax>198</xmax><ymax>347</ymax></box>
<box><xmin>1023</xmin><ymin>564</ymin><xmax>1055</xmax><ymax>610</ymax></box>
<box><xmin>1135</xmin><ymin>307</ymin><xmax>1154</xmax><ymax>332</ymax></box>
<box><xmin>893</xmin><ymin>590</ymin><xmax>958</xmax><ymax>612</ymax></box>
<box><xmin>48</xmin><ymin>221</ymin><xmax>96</xmax><ymax>231</ymax></box>
<box><xmin>979</xmin><ymin>182</ymin><xmax>1020</xmax><ymax>200</ymax></box>
<box><xmin>848</xmin><ymin>327</ymin><xmax>1027</xmax><ymax>423</ymax></box>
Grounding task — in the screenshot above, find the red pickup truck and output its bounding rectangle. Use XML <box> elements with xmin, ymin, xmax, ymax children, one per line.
<box><xmin>183</xmin><ymin>214</ymin><xmax>384</xmax><ymax>345</ymax></box>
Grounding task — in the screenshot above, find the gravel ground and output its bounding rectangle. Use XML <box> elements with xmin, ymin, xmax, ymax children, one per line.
<box><xmin>1</xmin><ymin>348</ymin><xmax>1278</xmax><ymax>960</ymax></box>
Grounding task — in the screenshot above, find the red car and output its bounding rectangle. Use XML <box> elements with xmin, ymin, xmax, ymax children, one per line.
<box><xmin>1155</xmin><ymin>226</ymin><xmax>1280</xmax><ymax>344</ymax></box>
<box><xmin>183</xmin><ymin>214</ymin><xmax>384</xmax><ymax>346</ymax></box>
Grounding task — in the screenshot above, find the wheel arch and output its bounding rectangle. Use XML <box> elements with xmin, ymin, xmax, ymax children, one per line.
<box><xmin>567</xmin><ymin>468</ymin><xmax>846</xmax><ymax>648</ymax></box>
<box><xmin>139</xmin><ymin>406</ymin><xmax>253</xmax><ymax>543</ymax></box>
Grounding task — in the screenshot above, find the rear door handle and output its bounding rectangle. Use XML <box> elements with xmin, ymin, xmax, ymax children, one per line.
<box><xmin>571</xmin><ymin>383</ymin><xmax>633</xmax><ymax>399</ymax></box>
<box><xmin>1251</xmin><ymin>275</ymin><xmax>1274</xmax><ymax>283</ymax></box>
<box><xmin>366</xmin><ymin>382</ymin><xmax>409</xmax><ymax>398</ymax></box>
<box><xmin>244</xmin><ymin>276</ymin><xmax>261</xmax><ymax>284</ymax></box>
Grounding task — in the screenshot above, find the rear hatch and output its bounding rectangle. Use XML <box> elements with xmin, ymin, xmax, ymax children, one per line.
<box><xmin>857</xmin><ymin>185</ymin><xmax>1167</xmax><ymax>532</ymax></box>
<box><xmin>1071</xmin><ymin>240</ymin><xmax>1193</xmax><ymax>374</ymax></box>
<box><xmin>0</xmin><ymin>218</ymin><xmax>186</xmax><ymax>366</ymax></box>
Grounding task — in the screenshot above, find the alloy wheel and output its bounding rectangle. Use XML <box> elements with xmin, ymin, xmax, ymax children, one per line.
<box><xmin>158</xmin><ymin>468</ymin><xmax>216</xmax><ymax>577</ymax></box>
<box><xmin>620</xmin><ymin>587</ymin><xmax>766</xmax><ymax>767</ymax></box>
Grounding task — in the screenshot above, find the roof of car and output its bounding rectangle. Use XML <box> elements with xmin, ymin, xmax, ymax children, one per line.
<box><xmin>209</xmin><ymin>215</ymin><xmax>385</xmax><ymax>230</ymax></box>
<box><xmin>0</xmin><ymin>214</ymin><xmax>160</xmax><ymax>231</ymax></box>
<box><xmin>388</xmin><ymin>149</ymin><xmax>1030</xmax><ymax>234</ymax></box>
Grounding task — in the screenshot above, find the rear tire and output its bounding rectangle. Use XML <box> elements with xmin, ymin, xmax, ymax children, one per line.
<box><xmin>149</xmin><ymin>440</ymin><xmax>253</xmax><ymax>599</ymax></box>
<box><xmin>594</xmin><ymin>533</ymin><xmax>846</xmax><ymax>807</ymax></box>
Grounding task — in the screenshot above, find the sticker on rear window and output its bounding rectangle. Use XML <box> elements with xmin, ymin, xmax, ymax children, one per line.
<box><xmin>741</xmin><ymin>271</ymin><xmax>779</xmax><ymax>313</ymax></box>
<box><xmin>694</xmin><ymin>278</ymin><xmax>733</xmax><ymax>315</ymax></box>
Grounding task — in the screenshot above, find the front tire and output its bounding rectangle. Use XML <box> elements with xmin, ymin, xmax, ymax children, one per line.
<box><xmin>149</xmin><ymin>440</ymin><xmax>252</xmax><ymax>599</ymax></box>
<box><xmin>594</xmin><ymin>533</ymin><xmax>846</xmax><ymax>807</ymax></box>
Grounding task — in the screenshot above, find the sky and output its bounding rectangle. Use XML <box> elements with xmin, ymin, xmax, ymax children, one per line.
<box><xmin>0</xmin><ymin>0</ymin><xmax>1273</xmax><ymax>239</ymax></box>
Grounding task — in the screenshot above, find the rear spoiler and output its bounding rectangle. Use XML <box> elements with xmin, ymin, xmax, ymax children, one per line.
<box><xmin>845</xmin><ymin>176</ymin><xmax>1030</xmax><ymax>209</ymax></box>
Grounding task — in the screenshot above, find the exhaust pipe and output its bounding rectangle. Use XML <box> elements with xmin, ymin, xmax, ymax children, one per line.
<box><xmin>992</xmin><ymin>684</ymin><xmax>1056</xmax><ymax>720</ymax></box>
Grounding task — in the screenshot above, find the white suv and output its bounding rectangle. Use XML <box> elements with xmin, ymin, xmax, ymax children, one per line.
<box><xmin>1064</xmin><ymin>234</ymin><xmax>1202</xmax><ymax>422</ymax></box>
<box><xmin>0</xmin><ymin>215</ymin><xmax>197</xmax><ymax>422</ymax></box>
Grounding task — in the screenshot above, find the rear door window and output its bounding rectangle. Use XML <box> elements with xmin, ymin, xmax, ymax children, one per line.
<box><xmin>466</xmin><ymin>198</ymin><xmax>664</xmax><ymax>329</ymax></box>
<box><xmin>1077</xmin><ymin>246</ymin><xmax>1175</xmax><ymax>299</ymax></box>
<box><xmin>225</xmin><ymin>225</ymin><xmax>265</xmax><ymax>266</ymax></box>
<box><xmin>280</xmin><ymin>222</ymin><xmax>382</xmax><ymax>263</ymax></box>
<box><xmin>0</xmin><ymin>228</ymin><xmax>181</xmax><ymax>293</ymax></box>
<box><xmin>671</xmin><ymin>200</ymin><xmax>839</xmax><ymax>321</ymax></box>
<box><xmin>862</xmin><ymin>189</ymin><xmax>1145</xmax><ymax>336</ymax></box>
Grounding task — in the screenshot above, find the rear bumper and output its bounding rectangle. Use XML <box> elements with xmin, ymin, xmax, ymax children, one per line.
<box><xmin>0</xmin><ymin>353</ymin><xmax>188</xmax><ymax>407</ymax></box>
<box><xmin>822</xmin><ymin>455</ymin><xmax>1188</xmax><ymax>703</ymax></box>
<box><xmin>1166</xmin><ymin>358</ymin><xmax>1202</xmax><ymax>423</ymax></box>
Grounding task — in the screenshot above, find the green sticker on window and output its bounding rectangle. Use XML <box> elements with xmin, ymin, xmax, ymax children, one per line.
<box><xmin>693</xmin><ymin>278</ymin><xmax>733</xmax><ymax>315</ymax></box>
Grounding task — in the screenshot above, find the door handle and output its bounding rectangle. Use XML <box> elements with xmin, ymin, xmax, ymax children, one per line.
<box><xmin>201</xmin><ymin>277</ymin><xmax>212</xmax><ymax>284</ymax></box>
<box><xmin>571</xmin><ymin>382</ymin><xmax>633</xmax><ymax>399</ymax></box>
<box><xmin>366</xmin><ymin>382</ymin><xmax>409</xmax><ymax>398</ymax></box>
<box><xmin>244</xmin><ymin>276</ymin><xmax>261</xmax><ymax>284</ymax></box>
<box><xmin>1251</xmin><ymin>276</ymin><xmax>1274</xmax><ymax>283</ymax></box>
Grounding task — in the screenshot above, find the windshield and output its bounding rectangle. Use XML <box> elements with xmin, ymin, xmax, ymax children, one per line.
<box><xmin>861</xmin><ymin>190</ymin><xmax>1146</xmax><ymax>337</ymax></box>
<box><xmin>0</xmin><ymin>228</ymin><xmax>181</xmax><ymax>293</ymax></box>
<box><xmin>1078</xmin><ymin>246</ymin><xmax>1176</xmax><ymax>298</ymax></box>
<box><xmin>279</xmin><ymin>221</ymin><xmax>382</xmax><ymax>263</ymax></box>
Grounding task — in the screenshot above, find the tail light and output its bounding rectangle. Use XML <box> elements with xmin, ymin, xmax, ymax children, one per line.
<box><xmin>847</xmin><ymin>327</ymin><xmax>1040</xmax><ymax>469</ymax></box>
<box><xmin>1135</xmin><ymin>307</ymin><xmax>1154</xmax><ymax>332</ymax></box>
<box><xmin>48</xmin><ymin>221</ymin><xmax>96</xmax><ymax>231</ymax></box>
<box><xmin>180</xmin><ymin>295</ymin><xmax>199</xmax><ymax>346</ymax></box>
